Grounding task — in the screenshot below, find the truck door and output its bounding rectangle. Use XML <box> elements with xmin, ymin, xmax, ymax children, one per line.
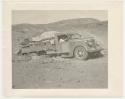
<box><xmin>56</xmin><ymin>34</ymin><xmax>70</xmax><ymax>53</ymax></box>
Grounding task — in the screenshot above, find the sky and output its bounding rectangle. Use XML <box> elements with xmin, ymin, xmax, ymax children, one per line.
<box><xmin>12</xmin><ymin>10</ymin><xmax>107</xmax><ymax>24</ymax></box>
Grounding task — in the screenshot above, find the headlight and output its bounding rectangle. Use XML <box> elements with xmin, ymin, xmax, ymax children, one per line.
<box><xmin>96</xmin><ymin>41</ymin><xmax>102</xmax><ymax>46</ymax></box>
<box><xmin>88</xmin><ymin>42</ymin><xmax>93</xmax><ymax>45</ymax></box>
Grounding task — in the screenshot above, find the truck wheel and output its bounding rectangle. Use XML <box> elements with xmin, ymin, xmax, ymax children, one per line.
<box><xmin>74</xmin><ymin>46</ymin><xmax>88</xmax><ymax>60</ymax></box>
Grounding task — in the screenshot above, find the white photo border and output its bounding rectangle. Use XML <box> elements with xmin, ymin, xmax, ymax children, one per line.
<box><xmin>3</xmin><ymin>0</ymin><xmax>123</xmax><ymax>97</ymax></box>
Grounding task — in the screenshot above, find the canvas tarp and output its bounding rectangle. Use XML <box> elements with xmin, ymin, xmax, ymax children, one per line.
<box><xmin>32</xmin><ymin>31</ymin><xmax>60</xmax><ymax>41</ymax></box>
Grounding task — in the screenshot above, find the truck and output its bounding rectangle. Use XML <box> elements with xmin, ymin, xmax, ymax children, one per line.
<box><xmin>18</xmin><ymin>32</ymin><xmax>103</xmax><ymax>60</ymax></box>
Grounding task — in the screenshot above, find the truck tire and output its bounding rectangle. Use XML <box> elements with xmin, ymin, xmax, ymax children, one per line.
<box><xmin>74</xmin><ymin>46</ymin><xmax>88</xmax><ymax>60</ymax></box>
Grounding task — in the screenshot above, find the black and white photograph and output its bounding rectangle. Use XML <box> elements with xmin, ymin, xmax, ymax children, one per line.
<box><xmin>12</xmin><ymin>10</ymin><xmax>108</xmax><ymax>89</ymax></box>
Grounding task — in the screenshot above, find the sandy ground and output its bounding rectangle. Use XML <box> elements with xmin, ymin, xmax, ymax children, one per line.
<box><xmin>12</xmin><ymin>54</ymin><xmax>108</xmax><ymax>89</ymax></box>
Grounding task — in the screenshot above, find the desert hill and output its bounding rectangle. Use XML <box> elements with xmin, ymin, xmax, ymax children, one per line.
<box><xmin>12</xmin><ymin>18</ymin><xmax>108</xmax><ymax>53</ymax></box>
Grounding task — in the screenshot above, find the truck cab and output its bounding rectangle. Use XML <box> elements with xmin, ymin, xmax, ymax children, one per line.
<box><xmin>18</xmin><ymin>32</ymin><xmax>103</xmax><ymax>60</ymax></box>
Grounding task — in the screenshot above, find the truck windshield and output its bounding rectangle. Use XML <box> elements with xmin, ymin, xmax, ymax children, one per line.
<box><xmin>71</xmin><ymin>34</ymin><xmax>81</xmax><ymax>39</ymax></box>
